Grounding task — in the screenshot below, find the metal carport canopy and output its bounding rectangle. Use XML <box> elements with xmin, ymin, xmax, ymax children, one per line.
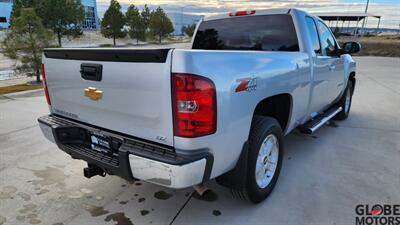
<box><xmin>315</xmin><ymin>12</ymin><xmax>381</xmax><ymax>21</ymax></box>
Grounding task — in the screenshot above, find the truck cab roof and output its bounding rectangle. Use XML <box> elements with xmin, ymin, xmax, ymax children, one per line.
<box><xmin>203</xmin><ymin>8</ymin><xmax>308</xmax><ymax>21</ymax></box>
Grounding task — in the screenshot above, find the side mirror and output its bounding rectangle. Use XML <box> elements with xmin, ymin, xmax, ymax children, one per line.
<box><xmin>342</xmin><ymin>42</ymin><xmax>361</xmax><ymax>54</ymax></box>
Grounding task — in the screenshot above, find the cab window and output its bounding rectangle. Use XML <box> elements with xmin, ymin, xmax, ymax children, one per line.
<box><xmin>317</xmin><ymin>21</ymin><xmax>337</xmax><ymax>56</ymax></box>
<box><xmin>193</xmin><ymin>14</ymin><xmax>299</xmax><ymax>52</ymax></box>
<box><xmin>305</xmin><ymin>17</ymin><xmax>321</xmax><ymax>55</ymax></box>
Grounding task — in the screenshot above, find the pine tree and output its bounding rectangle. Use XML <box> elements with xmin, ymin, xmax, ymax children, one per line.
<box><xmin>9</xmin><ymin>0</ymin><xmax>36</xmax><ymax>26</ymax></box>
<box><xmin>101</xmin><ymin>0</ymin><xmax>126</xmax><ymax>46</ymax></box>
<box><xmin>126</xmin><ymin>4</ymin><xmax>146</xmax><ymax>45</ymax></box>
<box><xmin>2</xmin><ymin>8</ymin><xmax>53</xmax><ymax>83</ymax></box>
<box><xmin>36</xmin><ymin>0</ymin><xmax>85</xmax><ymax>47</ymax></box>
<box><xmin>141</xmin><ymin>4</ymin><xmax>151</xmax><ymax>32</ymax></box>
<box><xmin>149</xmin><ymin>7</ymin><xmax>174</xmax><ymax>44</ymax></box>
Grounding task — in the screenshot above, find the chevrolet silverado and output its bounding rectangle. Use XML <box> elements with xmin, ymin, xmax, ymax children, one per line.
<box><xmin>38</xmin><ymin>8</ymin><xmax>360</xmax><ymax>203</ymax></box>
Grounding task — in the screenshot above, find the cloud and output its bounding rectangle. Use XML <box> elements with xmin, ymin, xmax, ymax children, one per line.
<box><xmin>96</xmin><ymin>0</ymin><xmax>400</xmax><ymax>28</ymax></box>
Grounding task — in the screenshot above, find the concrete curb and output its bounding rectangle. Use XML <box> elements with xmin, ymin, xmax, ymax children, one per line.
<box><xmin>1</xmin><ymin>88</ymin><xmax>44</xmax><ymax>98</ymax></box>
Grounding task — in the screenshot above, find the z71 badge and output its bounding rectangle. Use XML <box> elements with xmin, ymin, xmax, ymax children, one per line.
<box><xmin>235</xmin><ymin>77</ymin><xmax>257</xmax><ymax>93</ymax></box>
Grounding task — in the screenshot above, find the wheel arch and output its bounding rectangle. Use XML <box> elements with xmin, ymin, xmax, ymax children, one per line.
<box><xmin>252</xmin><ymin>93</ymin><xmax>293</xmax><ymax>134</ymax></box>
<box><xmin>349</xmin><ymin>71</ymin><xmax>356</xmax><ymax>89</ymax></box>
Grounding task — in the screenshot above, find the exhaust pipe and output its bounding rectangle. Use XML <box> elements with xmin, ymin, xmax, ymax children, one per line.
<box><xmin>83</xmin><ymin>164</ymin><xmax>105</xmax><ymax>179</ymax></box>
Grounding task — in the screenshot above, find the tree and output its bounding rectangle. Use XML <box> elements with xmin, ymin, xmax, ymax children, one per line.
<box><xmin>101</xmin><ymin>0</ymin><xmax>126</xmax><ymax>46</ymax></box>
<box><xmin>182</xmin><ymin>23</ymin><xmax>197</xmax><ymax>37</ymax></box>
<box><xmin>9</xmin><ymin>0</ymin><xmax>35</xmax><ymax>25</ymax></box>
<box><xmin>36</xmin><ymin>0</ymin><xmax>85</xmax><ymax>47</ymax></box>
<box><xmin>2</xmin><ymin>8</ymin><xmax>53</xmax><ymax>83</ymax></box>
<box><xmin>126</xmin><ymin>4</ymin><xmax>146</xmax><ymax>45</ymax></box>
<box><xmin>9</xmin><ymin>0</ymin><xmax>23</xmax><ymax>21</ymax></box>
<box><xmin>149</xmin><ymin>7</ymin><xmax>174</xmax><ymax>44</ymax></box>
<box><xmin>141</xmin><ymin>4</ymin><xmax>151</xmax><ymax>32</ymax></box>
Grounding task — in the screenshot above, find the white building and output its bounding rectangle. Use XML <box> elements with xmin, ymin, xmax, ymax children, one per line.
<box><xmin>0</xmin><ymin>0</ymin><xmax>12</xmax><ymax>29</ymax></box>
<box><xmin>81</xmin><ymin>0</ymin><xmax>100</xmax><ymax>30</ymax></box>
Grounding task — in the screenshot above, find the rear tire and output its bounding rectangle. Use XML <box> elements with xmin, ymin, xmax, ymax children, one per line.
<box><xmin>245</xmin><ymin>116</ymin><xmax>284</xmax><ymax>203</ymax></box>
<box><xmin>333</xmin><ymin>80</ymin><xmax>354</xmax><ymax>121</ymax></box>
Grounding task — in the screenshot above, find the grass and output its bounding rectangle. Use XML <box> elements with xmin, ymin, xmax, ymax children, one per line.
<box><xmin>0</xmin><ymin>84</ymin><xmax>43</xmax><ymax>95</ymax></box>
<box><xmin>337</xmin><ymin>35</ymin><xmax>400</xmax><ymax>57</ymax></box>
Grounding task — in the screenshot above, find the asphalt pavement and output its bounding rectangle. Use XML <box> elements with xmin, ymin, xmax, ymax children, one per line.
<box><xmin>0</xmin><ymin>57</ymin><xmax>399</xmax><ymax>225</ymax></box>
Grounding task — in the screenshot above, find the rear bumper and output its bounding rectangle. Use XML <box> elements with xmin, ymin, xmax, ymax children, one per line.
<box><xmin>38</xmin><ymin>115</ymin><xmax>213</xmax><ymax>189</ymax></box>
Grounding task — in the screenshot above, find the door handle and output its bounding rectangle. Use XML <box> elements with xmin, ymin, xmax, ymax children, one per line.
<box><xmin>81</xmin><ymin>63</ymin><xmax>102</xmax><ymax>81</ymax></box>
<box><xmin>329</xmin><ymin>65</ymin><xmax>336</xmax><ymax>71</ymax></box>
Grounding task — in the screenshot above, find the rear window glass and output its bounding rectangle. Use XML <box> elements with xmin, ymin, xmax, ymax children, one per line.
<box><xmin>193</xmin><ymin>14</ymin><xmax>299</xmax><ymax>52</ymax></box>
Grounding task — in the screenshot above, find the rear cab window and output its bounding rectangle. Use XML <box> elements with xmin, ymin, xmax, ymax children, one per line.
<box><xmin>193</xmin><ymin>14</ymin><xmax>299</xmax><ymax>52</ymax></box>
<box><xmin>305</xmin><ymin>17</ymin><xmax>321</xmax><ymax>55</ymax></box>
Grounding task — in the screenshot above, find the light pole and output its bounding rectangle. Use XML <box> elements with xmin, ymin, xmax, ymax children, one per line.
<box><xmin>360</xmin><ymin>0</ymin><xmax>370</xmax><ymax>36</ymax></box>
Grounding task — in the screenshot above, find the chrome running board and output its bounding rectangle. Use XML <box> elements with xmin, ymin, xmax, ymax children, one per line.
<box><xmin>299</xmin><ymin>107</ymin><xmax>342</xmax><ymax>134</ymax></box>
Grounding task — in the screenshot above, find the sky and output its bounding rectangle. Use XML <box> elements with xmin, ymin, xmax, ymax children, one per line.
<box><xmin>96</xmin><ymin>0</ymin><xmax>400</xmax><ymax>29</ymax></box>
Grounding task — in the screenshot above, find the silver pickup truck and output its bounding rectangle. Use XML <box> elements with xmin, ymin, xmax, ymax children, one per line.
<box><xmin>38</xmin><ymin>8</ymin><xmax>360</xmax><ymax>203</ymax></box>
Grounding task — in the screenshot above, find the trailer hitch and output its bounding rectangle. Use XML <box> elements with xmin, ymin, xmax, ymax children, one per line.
<box><xmin>83</xmin><ymin>164</ymin><xmax>106</xmax><ymax>179</ymax></box>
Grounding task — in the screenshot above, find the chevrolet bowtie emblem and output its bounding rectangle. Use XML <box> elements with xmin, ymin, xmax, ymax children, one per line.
<box><xmin>84</xmin><ymin>87</ymin><xmax>103</xmax><ymax>101</ymax></box>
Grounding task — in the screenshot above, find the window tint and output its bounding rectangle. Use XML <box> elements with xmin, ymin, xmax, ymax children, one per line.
<box><xmin>317</xmin><ymin>21</ymin><xmax>337</xmax><ymax>56</ymax></box>
<box><xmin>305</xmin><ymin>17</ymin><xmax>321</xmax><ymax>54</ymax></box>
<box><xmin>193</xmin><ymin>14</ymin><xmax>299</xmax><ymax>52</ymax></box>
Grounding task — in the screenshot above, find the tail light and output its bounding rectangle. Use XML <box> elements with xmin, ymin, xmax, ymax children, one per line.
<box><xmin>41</xmin><ymin>63</ymin><xmax>51</xmax><ymax>105</ymax></box>
<box><xmin>171</xmin><ymin>73</ymin><xmax>217</xmax><ymax>138</ymax></box>
<box><xmin>229</xmin><ymin>10</ymin><xmax>256</xmax><ymax>17</ymax></box>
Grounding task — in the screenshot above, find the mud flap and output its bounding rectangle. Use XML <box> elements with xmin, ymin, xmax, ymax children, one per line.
<box><xmin>216</xmin><ymin>142</ymin><xmax>249</xmax><ymax>192</ymax></box>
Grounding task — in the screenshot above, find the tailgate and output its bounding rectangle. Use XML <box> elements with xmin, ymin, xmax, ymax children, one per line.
<box><xmin>43</xmin><ymin>48</ymin><xmax>174</xmax><ymax>146</ymax></box>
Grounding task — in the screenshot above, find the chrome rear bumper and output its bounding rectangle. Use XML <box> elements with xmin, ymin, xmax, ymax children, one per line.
<box><xmin>129</xmin><ymin>155</ymin><xmax>207</xmax><ymax>188</ymax></box>
<box><xmin>38</xmin><ymin>115</ymin><xmax>212</xmax><ymax>189</ymax></box>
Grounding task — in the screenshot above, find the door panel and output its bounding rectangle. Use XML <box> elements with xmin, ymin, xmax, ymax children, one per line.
<box><xmin>316</xmin><ymin>20</ymin><xmax>344</xmax><ymax>108</ymax></box>
<box><xmin>328</xmin><ymin>57</ymin><xmax>345</xmax><ymax>103</ymax></box>
<box><xmin>305</xmin><ymin>17</ymin><xmax>330</xmax><ymax>114</ymax></box>
<box><xmin>312</xmin><ymin>56</ymin><xmax>332</xmax><ymax>113</ymax></box>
